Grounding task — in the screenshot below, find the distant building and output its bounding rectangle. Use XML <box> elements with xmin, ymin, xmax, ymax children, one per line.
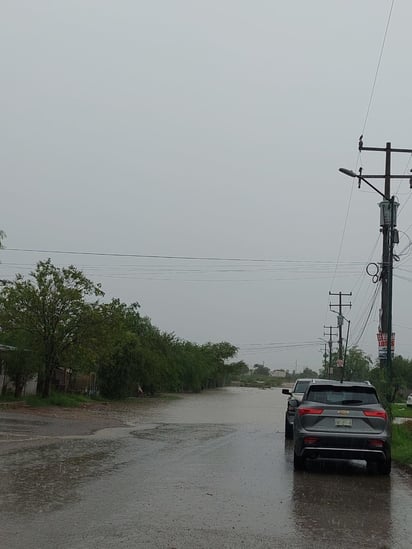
<box><xmin>270</xmin><ymin>369</ymin><xmax>286</xmax><ymax>378</ymax></box>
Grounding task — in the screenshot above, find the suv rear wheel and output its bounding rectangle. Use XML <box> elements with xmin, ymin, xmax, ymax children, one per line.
<box><xmin>293</xmin><ymin>451</ymin><xmax>305</xmax><ymax>471</ymax></box>
<box><xmin>377</xmin><ymin>458</ymin><xmax>391</xmax><ymax>475</ymax></box>
<box><xmin>285</xmin><ymin>415</ymin><xmax>293</xmax><ymax>439</ymax></box>
<box><xmin>367</xmin><ymin>458</ymin><xmax>391</xmax><ymax>475</ymax></box>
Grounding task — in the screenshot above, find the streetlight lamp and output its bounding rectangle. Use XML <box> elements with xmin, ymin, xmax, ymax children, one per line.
<box><xmin>339</xmin><ymin>168</ymin><xmax>398</xmax><ymax>383</ymax></box>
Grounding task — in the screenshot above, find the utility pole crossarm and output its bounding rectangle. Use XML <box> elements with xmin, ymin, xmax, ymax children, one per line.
<box><xmin>360</xmin><ymin>145</ymin><xmax>412</xmax><ymax>154</ymax></box>
<box><xmin>356</xmin><ymin>174</ymin><xmax>411</xmax><ymax>179</ymax></box>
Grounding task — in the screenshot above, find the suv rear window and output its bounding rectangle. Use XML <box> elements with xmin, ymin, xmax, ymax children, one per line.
<box><xmin>307</xmin><ymin>386</ymin><xmax>378</xmax><ymax>406</ymax></box>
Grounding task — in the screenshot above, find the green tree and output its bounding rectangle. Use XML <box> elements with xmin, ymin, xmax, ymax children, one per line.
<box><xmin>95</xmin><ymin>302</ymin><xmax>179</xmax><ymax>397</ymax></box>
<box><xmin>319</xmin><ymin>347</ymin><xmax>371</xmax><ymax>382</ymax></box>
<box><xmin>98</xmin><ymin>332</ymin><xmax>143</xmax><ymax>399</ymax></box>
<box><xmin>300</xmin><ymin>367</ymin><xmax>319</xmax><ymax>379</ymax></box>
<box><xmin>3</xmin><ymin>348</ymin><xmax>37</xmax><ymax>398</ymax></box>
<box><xmin>0</xmin><ymin>330</ymin><xmax>38</xmax><ymax>398</ymax></box>
<box><xmin>342</xmin><ymin>347</ymin><xmax>372</xmax><ymax>381</ymax></box>
<box><xmin>0</xmin><ymin>259</ymin><xmax>104</xmax><ymax>397</ymax></box>
<box><xmin>253</xmin><ymin>364</ymin><xmax>270</xmax><ymax>377</ymax></box>
<box><xmin>226</xmin><ymin>360</ymin><xmax>249</xmax><ymax>377</ymax></box>
<box><xmin>203</xmin><ymin>342</ymin><xmax>238</xmax><ymax>387</ymax></box>
<box><xmin>370</xmin><ymin>355</ymin><xmax>412</xmax><ymax>405</ymax></box>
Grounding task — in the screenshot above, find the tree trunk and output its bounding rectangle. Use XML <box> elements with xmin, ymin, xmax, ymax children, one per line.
<box><xmin>42</xmin><ymin>346</ymin><xmax>56</xmax><ymax>398</ymax></box>
<box><xmin>14</xmin><ymin>375</ymin><xmax>24</xmax><ymax>398</ymax></box>
<box><xmin>1</xmin><ymin>359</ymin><xmax>8</xmax><ymax>395</ymax></box>
<box><xmin>42</xmin><ymin>361</ymin><xmax>54</xmax><ymax>398</ymax></box>
<box><xmin>36</xmin><ymin>372</ymin><xmax>44</xmax><ymax>396</ymax></box>
<box><xmin>1</xmin><ymin>379</ymin><xmax>8</xmax><ymax>396</ymax></box>
<box><xmin>42</xmin><ymin>370</ymin><xmax>52</xmax><ymax>398</ymax></box>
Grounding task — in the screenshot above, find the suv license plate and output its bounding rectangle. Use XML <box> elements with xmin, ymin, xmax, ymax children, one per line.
<box><xmin>335</xmin><ymin>418</ymin><xmax>352</xmax><ymax>427</ymax></box>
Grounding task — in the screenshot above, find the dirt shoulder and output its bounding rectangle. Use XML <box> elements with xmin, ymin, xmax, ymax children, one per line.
<box><xmin>0</xmin><ymin>402</ymin><xmax>130</xmax><ymax>454</ymax></box>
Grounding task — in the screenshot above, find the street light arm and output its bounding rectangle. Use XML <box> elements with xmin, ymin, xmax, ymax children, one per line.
<box><xmin>339</xmin><ymin>168</ymin><xmax>389</xmax><ymax>200</ymax></box>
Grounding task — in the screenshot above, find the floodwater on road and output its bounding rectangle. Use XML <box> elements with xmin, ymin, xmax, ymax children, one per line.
<box><xmin>1</xmin><ymin>387</ymin><xmax>412</xmax><ymax>548</ymax></box>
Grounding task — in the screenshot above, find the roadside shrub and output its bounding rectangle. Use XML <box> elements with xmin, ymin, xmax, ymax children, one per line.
<box><xmin>392</xmin><ymin>423</ymin><xmax>412</xmax><ymax>464</ymax></box>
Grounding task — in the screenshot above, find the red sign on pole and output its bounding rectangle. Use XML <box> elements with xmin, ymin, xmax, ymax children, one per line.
<box><xmin>377</xmin><ymin>332</ymin><xmax>395</xmax><ymax>359</ymax></box>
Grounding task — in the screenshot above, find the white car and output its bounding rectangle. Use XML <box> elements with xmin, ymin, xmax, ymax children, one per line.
<box><xmin>282</xmin><ymin>378</ymin><xmax>332</xmax><ymax>439</ymax></box>
<box><xmin>407</xmin><ymin>394</ymin><xmax>412</xmax><ymax>407</ymax></box>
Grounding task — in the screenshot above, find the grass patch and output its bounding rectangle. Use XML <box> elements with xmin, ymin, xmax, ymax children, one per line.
<box><xmin>25</xmin><ymin>392</ymin><xmax>92</xmax><ymax>408</ymax></box>
<box><xmin>239</xmin><ymin>376</ymin><xmax>282</xmax><ymax>389</ymax></box>
<box><xmin>392</xmin><ymin>422</ymin><xmax>412</xmax><ymax>465</ymax></box>
<box><xmin>0</xmin><ymin>395</ymin><xmax>22</xmax><ymax>403</ymax></box>
<box><xmin>392</xmin><ymin>403</ymin><xmax>412</xmax><ymax>418</ymax></box>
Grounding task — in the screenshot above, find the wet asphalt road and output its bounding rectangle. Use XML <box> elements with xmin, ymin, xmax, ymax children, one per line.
<box><xmin>1</xmin><ymin>387</ymin><xmax>412</xmax><ymax>549</ymax></box>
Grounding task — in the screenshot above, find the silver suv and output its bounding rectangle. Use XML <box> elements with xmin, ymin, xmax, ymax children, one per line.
<box><xmin>282</xmin><ymin>378</ymin><xmax>325</xmax><ymax>439</ymax></box>
<box><xmin>293</xmin><ymin>380</ymin><xmax>391</xmax><ymax>474</ymax></box>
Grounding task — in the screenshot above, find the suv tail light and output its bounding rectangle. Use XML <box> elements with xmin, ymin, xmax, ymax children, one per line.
<box><xmin>304</xmin><ymin>437</ymin><xmax>319</xmax><ymax>445</ymax></box>
<box><xmin>363</xmin><ymin>410</ymin><xmax>388</xmax><ymax>420</ymax></box>
<box><xmin>367</xmin><ymin>439</ymin><xmax>384</xmax><ymax>448</ymax></box>
<box><xmin>298</xmin><ymin>407</ymin><xmax>324</xmax><ymax>416</ymax></box>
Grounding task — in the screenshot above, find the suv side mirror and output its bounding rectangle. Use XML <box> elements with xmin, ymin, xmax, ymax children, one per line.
<box><xmin>282</xmin><ymin>389</ymin><xmax>291</xmax><ymax>395</ymax></box>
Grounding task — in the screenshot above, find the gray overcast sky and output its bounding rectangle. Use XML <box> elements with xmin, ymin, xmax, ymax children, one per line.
<box><xmin>1</xmin><ymin>1</ymin><xmax>412</xmax><ymax>372</ymax></box>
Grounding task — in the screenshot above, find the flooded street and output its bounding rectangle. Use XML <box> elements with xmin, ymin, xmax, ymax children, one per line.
<box><xmin>1</xmin><ymin>387</ymin><xmax>412</xmax><ymax>548</ymax></box>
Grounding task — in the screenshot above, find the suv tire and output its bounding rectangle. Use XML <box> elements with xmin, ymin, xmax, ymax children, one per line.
<box><xmin>285</xmin><ymin>415</ymin><xmax>293</xmax><ymax>439</ymax></box>
<box><xmin>293</xmin><ymin>451</ymin><xmax>305</xmax><ymax>471</ymax></box>
<box><xmin>377</xmin><ymin>458</ymin><xmax>391</xmax><ymax>475</ymax></box>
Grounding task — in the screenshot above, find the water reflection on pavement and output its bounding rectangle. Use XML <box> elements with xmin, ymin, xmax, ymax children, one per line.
<box><xmin>291</xmin><ymin>452</ymin><xmax>393</xmax><ymax>548</ymax></box>
<box><xmin>0</xmin><ymin>439</ymin><xmax>121</xmax><ymax>515</ymax></box>
<box><xmin>0</xmin><ymin>387</ymin><xmax>412</xmax><ymax>548</ymax></box>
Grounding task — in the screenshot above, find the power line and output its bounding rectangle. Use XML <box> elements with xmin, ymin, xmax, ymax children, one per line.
<box><xmin>237</xmin><ymin>340</ymin><xmax>320</xmax><ymax>348</ymax></box>
<box><xmin>351</xmin><ymin>235</ymin><xmax>380</xmax><ymax>299</ymax></box>
<box><xmin>238</xmin><ymin>341</ymin><xmax>321</xmax><ymax>353</ymax></box>
<box><xmin>0</xmin><ymin>251</ymin><xmax>365</xmax><ymax>285</ymax></box>
<box><xmin>360</xmin><ymin>0</ymin><xmax>396</xmax><ymax>135</ymax></box>
<box><xmin>350</xmin><ymin>282</ymin><xmax>381</xmax><ymax>347</ymax></box>
<box><xmin>328</xmin><ymin>177</ymin><xmax>356</xmax><ymax>294</ymax></box>
<box><xmin>2</xmin><ymin>248</ymin><xmax>368</xmax><ymax>266</ymax></box>
<box><xmin>4</xmin><ymin>247</ymin><xmax>283</xmax><ymax>263</ymax></box>
<box><xmin>328</xmin><ymin>1</ymin><xmax>396</xmax><ymax>337</ymax></box>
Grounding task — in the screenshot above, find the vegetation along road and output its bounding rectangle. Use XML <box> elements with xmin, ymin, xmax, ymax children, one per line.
<box><xmin>1</xmin><ymin>387</ymin><xmax>412</xmax><ymax>549</ymax></box>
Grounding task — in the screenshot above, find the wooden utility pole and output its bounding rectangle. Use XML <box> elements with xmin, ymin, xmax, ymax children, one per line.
<box><xmin>324</xmin><ymin>325</ymin><xmax>337</xmax><ymax>378</ymax></box>
<box><xmin>357</xmin><ymin>139</ymin><xmax>412</xmax><ymax>377</ymax></box>
<box><xmin>329</xmin><ymin>291</ymin><xmax>352</xmax><ymax>365</ymax></box>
